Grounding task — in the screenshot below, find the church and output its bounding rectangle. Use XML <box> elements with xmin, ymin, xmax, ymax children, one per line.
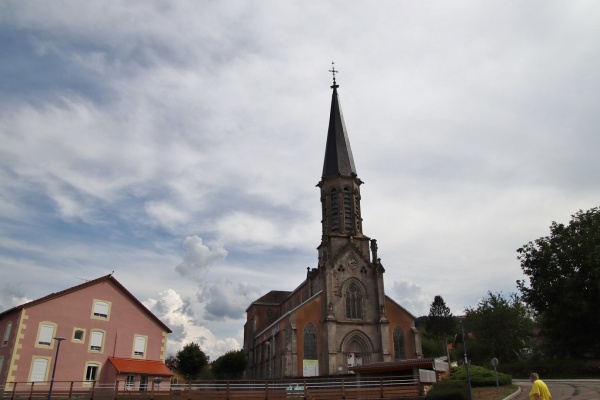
<box><xmin>243</xmin><ymin>73</ymin><xmax>423</xmax><ymax>378</ymax></box>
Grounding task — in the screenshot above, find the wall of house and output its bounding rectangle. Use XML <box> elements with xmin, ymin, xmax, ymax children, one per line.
<box><xmin>0</xmin><ymin>309</ymin><xmax>20</xmax><ymax>385</ymax></box>
<box><xmin>1</xmin><ymin>280</ymin><xmax>168</xmax><ymax>386</ymax></box>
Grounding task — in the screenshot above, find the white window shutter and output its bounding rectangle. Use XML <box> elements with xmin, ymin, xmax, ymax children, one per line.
<box><xmin>90</xmin><ymin>331</ymin><xmax>103</xmax><ymax>350</ymax></box>
<box><xmin>3</xmin><ymin>322</ymin><xmax>11</xmax><ymax>345</ymax></box>
<box><xmin>31</xmin><ymin>358</ymin><xmax>48</xmax><ymax>382</ymax></box>
<box><xmin>134</xmin><ymin>336</ymin><xmax>146</xmax><ymax>355</ymax></box>
<box><xmin>93</xmin><ymin>301</ymin><xmax>109</xmax><ymax>318</ymax></box>
<box><xmin>38</xmin><ymin>325</ymin><xmax>54</xmax><ymax>346</ymax></box>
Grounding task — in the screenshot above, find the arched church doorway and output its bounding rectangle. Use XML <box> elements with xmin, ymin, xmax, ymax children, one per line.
<box><xmin>342</xmin><ymin>333</ymin><xmax>372</xmax><ymax>372</ymax></box>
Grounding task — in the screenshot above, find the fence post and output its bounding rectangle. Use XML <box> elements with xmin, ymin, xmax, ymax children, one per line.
<box><xmin>90</xmin><ymin>380</ymin><xmax>96</xmax><ymax>400</ymax></box>
<box><xmin>29</xmin><ymin>382</ymin><xmax>34</xmax><ymax>400</ymax></box>
<box><xmin>10</xmin><ymin>381</ymin><xmax>17</xmax><ymax>400</ymax></box>
<box><xmin>341</xmin><ymin>377</ymin><xmax>345</xmax><ymax>399</ymax></box>
<box><xmin>69</xmin><ymin>381</ymin><xmax>74</xmax><ymax>399</ymax></box>
<box><xmin>113</xmin><ymin>380</ymin><xmax>119</xmax><ymax>400</ymax></box>
<box><xmin>379</xmin><ymin>377</ymin><xmax>383</xmax><ymax>399</ymax></box>
<box><xmin>226</xmin><ymin>381</ymin><xmax>230</xmax><ymax>400</ymax></box>
<box><xmin>303</xmin><ymin>379</ymin><xmax>307</xmax><ymax>400</ymax></box>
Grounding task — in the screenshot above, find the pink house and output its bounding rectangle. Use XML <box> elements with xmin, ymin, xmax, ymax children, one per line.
<box><xmin>0</xmin><ymin>274</ymin><xmax>172</xmax><ymax>391</ymax></box>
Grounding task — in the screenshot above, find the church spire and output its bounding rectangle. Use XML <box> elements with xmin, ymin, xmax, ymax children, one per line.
<box><xmin>322</xmin><ymin>62</ymin><xmax>357</xmax><ymax>178</ymax></box>
<box><xmin>319</xmin><ymin>64</ymin><xmax>363</xmax><ymax>238</ymax></box>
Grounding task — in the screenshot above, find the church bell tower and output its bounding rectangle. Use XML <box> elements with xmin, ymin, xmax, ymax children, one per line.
<box><xmin>317</xmin><ymin>66</ymin><xmax>391</xmax><ymax>375</ymax></box>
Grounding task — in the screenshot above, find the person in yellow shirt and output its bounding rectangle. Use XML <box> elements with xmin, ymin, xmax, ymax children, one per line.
<box><xmin>529</xmin><ymin>372</ymin><xmax>552</xmax><ymax>400</ymax></box>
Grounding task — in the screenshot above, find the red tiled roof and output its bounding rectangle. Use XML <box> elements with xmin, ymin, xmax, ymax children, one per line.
<box><xmin>108</xmin><ymin>357</ymin><xmax>173</xmax><ymax>376</ymax></box>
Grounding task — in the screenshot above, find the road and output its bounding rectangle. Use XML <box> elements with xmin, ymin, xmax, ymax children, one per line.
<box><xmin>512</xmin><ymin>379</ymin><xmax>600</xmax><ymax>399</ymax></box>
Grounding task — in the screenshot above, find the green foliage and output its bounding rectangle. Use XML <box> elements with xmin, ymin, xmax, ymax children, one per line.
<box><xmin>425</xmin><ymin>379</ymin><xmax>468</xmax><ymax>400</ymax></box>
<box><xmin>421</xmin><ymin>335</ymin><xmax>447</xmax><ymax>358</ymax></box>
<box><xmin>176</xmin><ymin>342</ymin><xmax>209</xmax><ymax>380</ymax></box>
<box><xmin>464</xmin><ymin>291</ymin><xmax>535</xmax><ymax>364</ymax></box>
<box><xmin>199</xmin><ymin>365</ymin><xmax>215</xmax><ymax>380</ymax></box>
<box><xmin>427</xmin><ymin>295</ymin><xmax>456</xmax><ymax>340</ymax></box>
<box><xmin>517</xmin><ymin>207</ymin><xmax>600</xmax><ymax>358</ymax></box>
<box><xmin>211</xmin><ymin>349</ymin><xmax>247</xmax><ymax>380</ymax></box>
<box><xmin>449</xmin><ymin>365</ymin><xmax>512</xmax><ymax>387</ymax></box>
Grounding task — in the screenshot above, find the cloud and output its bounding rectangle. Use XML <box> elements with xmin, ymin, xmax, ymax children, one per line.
<box><xmin>1</xmin><ymin>1</ymin><xmax>600</xmax><ymax>361</ymax></box>
<box><xmin>0</xmin><ymin>283</ymin><xmax>31</xmax><ymax>311</ymax></box>
<box><xmin>199</xmin><ymin>277</ymin><xmax>263</xmax><ymax>321</ymax></box>
<box><xmin>390</xmin><ymin>279</ymin><xmax>431</xmax><ymax>317</ymax></box>
<box><xmin>143</xmin><ymin>289</ymin><xmax>240</xmax><ymax>360</ymax></box>
<box><xmin>175</xmin><ymin>236</ymin><xmax>228</xmax><ymax>278</ymax></box>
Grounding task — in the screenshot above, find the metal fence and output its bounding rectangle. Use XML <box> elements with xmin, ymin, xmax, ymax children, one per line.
<box><xmin>1</xmin><ymin>376</ymin><xmax>423</xmax><ymax>400</ymax></box>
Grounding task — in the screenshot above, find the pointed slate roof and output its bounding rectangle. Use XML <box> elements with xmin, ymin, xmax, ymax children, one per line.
<box><xmin>322</xmin><ymin>84</ymin><xmax>357</xmax><ymax>178</ymax></box>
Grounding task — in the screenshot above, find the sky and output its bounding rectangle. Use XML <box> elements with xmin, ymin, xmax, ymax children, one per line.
<box><xmin>1</xmin><ymin>1</ymin><xmax>599</xmax><ymax>361</ymax></box>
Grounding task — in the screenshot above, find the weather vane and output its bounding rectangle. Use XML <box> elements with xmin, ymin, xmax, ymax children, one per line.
<box><xmin>329</xmin><ymin>61</ymin><xmax>339</xmax><ymax>88</ymax></box>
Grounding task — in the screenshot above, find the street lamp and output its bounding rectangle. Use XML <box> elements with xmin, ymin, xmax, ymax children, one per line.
<box><xmin>460</xmin><ymin>321</ymin><xmax>473</xmax><ymax>400</ymax></box>
<box><xmin>47</xmin><ymin>337</ymin><xmax>66</xmax><ymax>400</ymax></box>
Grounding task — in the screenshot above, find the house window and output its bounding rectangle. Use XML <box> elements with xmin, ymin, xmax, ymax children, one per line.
<box><xmin>133</xmin><ymin>335</ymin><xmax>146</xmax><ymax>357</ymax></box>
<box><xmin>73</xmin><ymin>329</ymin><xmax>85</xmax><ymax>342</ymax></box>
<box><xmin>89</xmin><ymin>330</ymin><xmax>104</xmax><ymax>352</ymax></box>
<box><xmin>37</xmin><ymin>323</ymin><xmax>55</xmax><ymax>347</ymax></box>
<box><xmin>171</xmin><ymin>378</ymin><xmax>178</xmax><ymax>385</ymax></box>
<box><xmin>125</xmin><ymin>375</ymin><xmax>135</xmax><ymax>389</ymax></box>
<box><xmin>2</xmin><ymin>322</ymin><xmax>11</xmax><ymax>346</ymax></box>
<box><xmin>139</xmin><ymin>375</ymin><xmax>148</xmax><ymax>391</ymax></box>
<box><xmin>0</xmin><ymin>356</ymin><xmax>4</xmax><ymax>375</ymax></box>
<box><xmin>92</xmin><ymin>300</ymin><xmax>110</xmax><ymax>319</ymax></box>
<box><xmin>345</xmin><ymin>283</ymin><xmax>363</xmax><ymax>319</ymax></box>
<box><xmin>393</xmin><ymin>326</ymin><xmax>407</xmax><ymax>360</ymax></box>
<box><xmin>85</xmin><ymin>363</ymin><xmax>99</xmax><ymax>381</ymax></box>
<box><xmin>303</xmin><ymin>323</ymin><xmax>317</xmax><ymax>360</ymax></box>
<box><xmin>30</xmin><ymin>357</ymin><xmax>49</xmax><ymax>382</ymax></box>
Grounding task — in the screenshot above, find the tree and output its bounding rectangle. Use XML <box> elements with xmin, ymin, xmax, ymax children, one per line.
<box><xmin>464</xmin><ymin>291</ymin><xmax>534</xmax><ymax>364</ymax></box>
<box><xmin>211</xmin><ymin>349</ymin><xmax>247</xmax><ymax>380</ymax></box>
<box><xmin>426</xmin><ymin>295</ymin><xmax>455</xmax><ymax>340</ymax></box>
<box><xmin>517</xmin><ymin>207</ymin><xmax>600</xmax><ymax>357</ymax></box>
<box><xmin>176</xmin><ymin>342</ymin><xmax>209</xmax><ymax>380</ymax></box>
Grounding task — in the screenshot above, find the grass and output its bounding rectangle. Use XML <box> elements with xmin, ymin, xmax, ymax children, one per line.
<box><xmin>473</xmin><ymin>384</ymin><xmax>520</xmax><ymax>400</ymax></box>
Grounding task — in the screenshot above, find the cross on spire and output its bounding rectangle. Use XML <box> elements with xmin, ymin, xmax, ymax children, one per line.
<box><xmin>329</xmin><ymin>61</ymin><xmax>339</xmax><ymax>88</ymax></box>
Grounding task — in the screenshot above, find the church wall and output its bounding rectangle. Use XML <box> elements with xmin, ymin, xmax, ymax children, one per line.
<box><xmin>248</xmin><ymin>304</ymin><xmax>278</xmax><ymax>340</ymax></box>
<box><xmin>281</xmin><ymin>283</ymin><xmax>311</xmax><ymax>314</ymax></box>
<box><xmin>385</xmin><ymin>297</ymin><xmax>421</xmax><ymax>359</ymax></box>
<box><xmin>245</xmin><ymin>293</ymin><xmax>326</xmax><ymax>379</ymax></box>
<box><xmin>289</xmin><ymin>296</ymin><xmax>322</xmax><ymax>376</ymax></box>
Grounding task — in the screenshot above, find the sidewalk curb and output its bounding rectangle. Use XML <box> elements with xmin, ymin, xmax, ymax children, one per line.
<box><xmin>503</xmin><ymin>385</ymin><xmax>522</xmax><ymax>400</ymax></box>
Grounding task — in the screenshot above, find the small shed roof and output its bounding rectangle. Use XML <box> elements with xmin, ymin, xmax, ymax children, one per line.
<box><xmin>108</xmin><ymin>357</ymin><xmax>173</xmax><ymax>376</ymax></box>
<box><xmin>349</xmin><ymin>357</ymin><xmax>440</xmax><ymax>374</ymax></box>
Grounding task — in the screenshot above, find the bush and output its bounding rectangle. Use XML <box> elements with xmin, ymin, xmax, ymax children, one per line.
<box><xmin>425</xmin><ymin>380</ymin><xmax>468</xmax><ymax>400</ymax></box>
<box><xmin>427</xmin><ymin>364</ymin><xmax>513</xmax><ymax>399</ymax></box>
<box><xmin>450</xmin><ymin>365</ymin><xmax>512</xmax><ymax>387</ymax></box>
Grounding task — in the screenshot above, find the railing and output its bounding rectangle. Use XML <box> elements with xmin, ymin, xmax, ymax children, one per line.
<box><xmin>1</xmin><ymin>376</ymin><xmax>424</xmax><ymax>400</ymax></box>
